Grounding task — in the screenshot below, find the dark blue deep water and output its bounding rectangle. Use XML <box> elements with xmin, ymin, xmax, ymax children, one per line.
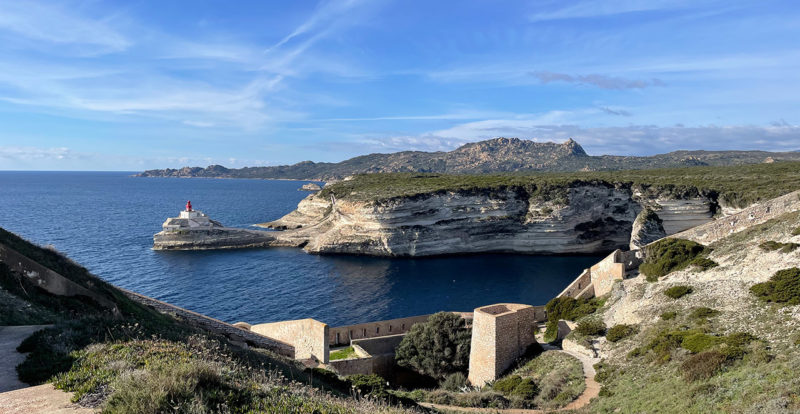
<box><xmin>0</xmin><ymin>172</ymin><xmax>600</xmax><ymax>326</ymax></box>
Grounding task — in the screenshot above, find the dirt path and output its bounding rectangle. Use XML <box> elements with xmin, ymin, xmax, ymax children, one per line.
<box><xmin>420</xmin><ymin>348</ymin><xmax>601</xmax><ymax>413</ymax></box>
<box><xmin>0</xmin><ymin>325</ymin><xmax>51</xmax><ymax>392</ymax></box>
<box><xmin>0</xmin><ymin>325</ymin><xmax>93</xmax><ymax>413</ymax></box>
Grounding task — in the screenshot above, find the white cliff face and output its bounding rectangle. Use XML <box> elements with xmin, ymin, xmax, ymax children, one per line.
<box><xmin>261</xmin><ymin>184</ymin><xmax>708</xmax><ymax>256</ymax></box>
<box><xmin>633</xmin><ymin>193</ymin><xmax>715</xmax><ymax>234</ymax></box>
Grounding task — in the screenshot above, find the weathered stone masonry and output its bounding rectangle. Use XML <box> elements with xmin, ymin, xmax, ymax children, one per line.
<box><xmin>468</xmin><ymin>303</ymin><xmax>538</xmax><ymax>386</ymax></box>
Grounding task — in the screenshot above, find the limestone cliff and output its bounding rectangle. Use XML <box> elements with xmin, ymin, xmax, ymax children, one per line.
<box><xmin>628</xmin><ymin>208</ymin><xmax>666</xmax><ymax>250</ymax></box>
<box><xmin>260</xmin><ymin>184</ymin><xmax>716</xmax><ymax>256</ymax></box>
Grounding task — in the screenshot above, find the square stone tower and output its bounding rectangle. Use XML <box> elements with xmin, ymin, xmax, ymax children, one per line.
<box><xmin>467</xmin><ymin>303</ymin><xmax>538</xmax><ymax>386</ymax></box>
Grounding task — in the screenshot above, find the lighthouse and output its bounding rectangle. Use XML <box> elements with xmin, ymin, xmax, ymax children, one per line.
<box><xmin>171</xmin><ymin>200</ymin><xmax>215</xmax><ymax>224</ymax></box>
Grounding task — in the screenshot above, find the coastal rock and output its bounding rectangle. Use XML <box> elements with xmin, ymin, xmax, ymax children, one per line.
<box><xmin>299</xmin><ymin>183</ymin><xmax>322</xmax><ymax>191</ymax></box>
<box><xmin>629</xmin><ymin>208</ymin><xmax>666</xmax><ymax>250</ymax></box>
<box><xmin>153</xmin><ymin>208</ymin><xmax>280</xmax><ymax>250</ymax></box>
<box><xmin>258</xmin><ymin>184</ymin><xmax>718</xmax><ymax>256</ymax></box>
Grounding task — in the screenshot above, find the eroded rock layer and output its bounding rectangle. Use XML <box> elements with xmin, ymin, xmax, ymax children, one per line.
<box><xmin>259</xmin><ymin>183</ymin><xmax>717</xmax><ymax>256</ymax></box>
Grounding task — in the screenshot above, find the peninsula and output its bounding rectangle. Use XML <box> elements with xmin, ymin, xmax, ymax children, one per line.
<box><xmin>135</xmin><ymin>138</ymin><xmax>800</xmax><ymax>181</ymax></box>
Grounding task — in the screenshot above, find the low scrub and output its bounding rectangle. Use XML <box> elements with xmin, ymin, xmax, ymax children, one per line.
<box><xmin>792</xmin><ymin>226</ymin><xmax>800</xmax><ymax>236</ymax></box>
<box><xmin>575</xmin><ymin>319</ymin><xmax>606</xmax><ymax>336</ymax></box>
<box><xmin>544</xmin><ymin>296</ymin><xmax>605</xmax><ymax>323</ymax></box>
<box><xmin>606</xmin><ymin>324</ymin><xmax>639</xmax><ymax>342</ymax></box>
<box><xmin>660</xmin><ymin>311</ymin><xmax>678</xmax><ymax>320</ymax></box>
<box><xmin>664</xmin><ymin>285</ymin><xmax>694</xmax><ymax>299</ymax></box>
<box><xmin>750</xmin><ymin>267</ymin><xmax>800</xmax><ymax>305</ymax></box>
<box><xmin>689</xmin><ymin>307</ymin><xmax>720</xmax><ymax>321</ymax></box>
<box><xmin>641</xmin><ymin>238</ymin><xmax>710</xmax><ymax>280</ymax></box>
<box><xmin>759</xmin><ymin>241</ymin><xmax>799</xmax><ymax>253</ymax></box>
<box><xmin>681</xmin><ymin>351</ymin><xmax>727</xmax><ymax>381</ymax></box>
<box><xmin>440</xmin><ymin>372</ymin><xmax>467</xmax><ymax>392</ymax></box>
<box><xmin>690</xmin><ymin>257</ymin><xmax>718</xmax><ymax>271</ymax></box>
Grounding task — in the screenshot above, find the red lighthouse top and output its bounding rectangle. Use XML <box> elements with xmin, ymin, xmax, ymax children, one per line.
<box><xmin>185</xmin><ymin>200</ymin><xmax>192</xmax><ymax>211</ymax></box>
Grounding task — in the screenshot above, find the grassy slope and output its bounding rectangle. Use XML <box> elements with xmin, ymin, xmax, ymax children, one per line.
<box><xmin>585</xmin><ymin>210</ymin><xmax>800</xmax><ymax>413</ymax></box>
<box><xmin>0</xmin><ymin>228</ymin><xmax>416</xmax><ymax>413</ymax></box>
<box><xmin>320</xmin><ymin>161</ymin><xmax>800</xmax><ymax>207</ymax></box>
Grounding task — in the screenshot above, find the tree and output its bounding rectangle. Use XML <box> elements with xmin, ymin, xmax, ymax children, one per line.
<box><xmin>395</xmin><ymin>312</ymin><xmax>471</xmax><ymax>379</ymax></box>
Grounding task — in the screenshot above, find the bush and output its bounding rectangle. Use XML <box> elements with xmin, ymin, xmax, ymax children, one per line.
<box><xmin>660</xmin><ymin>311</ymin><xmax>678</xmax><ymax>320</ymax></box>
<box><xmin>543</xmin><ymin>320</ymin><xmax>559</xmax><ymax>343</ymax></box>
<box><xmin>681</xmin><ymin>351</ymin><xmax>727</xmax><ymax>381</ymax></box>
<box><xmin>689</xmin><ymin>307</ymin><xmax>719</xmax><ymax>320</ymax></box>
<box><xmin>395</xmin><ymin>312</ymin><xmax>471</xmax><ymax>379</ymax></box>
<box><xmin>640</xmin><ymin>238</ymin><xmax>708</xmax><ymax>279</ymax></box>
<box><xmin>441</xmin><ymin>372</ymin><xmax>467</xmax><ymax>392</ymax></box>
<box><xmin>509</xmin><ymin>378</ymin><xmax>539</xmax><ymax>399</ymax></box>
<box><xmin>606</xmin><ymin>324</ymin><xmax>638</xmax><ymax>342</ymax></box>
<box><xmin>750</xmin><ymin>268</ymin><xmax>800</xmax><ymax>305</ymax></box>
<box><xmin>544</xmin><ymin>296</ymin><xmax>604</xmax><ymax>323</ymax></box>
<box><xmin>493</xmin><ymin>375</ymin><xmax>522</xmax><ymax>394</ymax></box>
<box><xmin>664</xmin><ymin>285</ymin><xmax>693</xmax><ymax>299</ymax></box>
<box><xmin>681</xmin><ymin>332</ymin><xmax>723</xmax><ymax>353</ymax></box>
<box><xmin>759</xmin><ymin>241</ymin><xmax>799</xmax><ymax>253</ymax></box>
<box><xmin>348</xmin><ymin>374</ymin><xmax>387</xmax><ymax>399</ymax></box>
<box><xmin>690</xmin><ymin>257</ymin><xmax>718</xmax><ymax>271</ymax></box>
<box><xmin>792</xmin><ymin>226</ymin><xmax>800</xmax><ymax>236</ymax></box>
<box><xmin>575</xmin><ymin>319</ymin><xmax>606</xmax><ymax>336</ymax></box>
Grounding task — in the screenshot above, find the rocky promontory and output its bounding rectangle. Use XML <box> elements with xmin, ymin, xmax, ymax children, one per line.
<box><xmin>153</xmin><ymin>205</ymin><xmax>282</xmax><ymax>250</ymax></box>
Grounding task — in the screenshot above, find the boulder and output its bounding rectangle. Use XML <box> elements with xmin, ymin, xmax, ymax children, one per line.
<box><xmin>629</xmin><ymin>208</ymin><xmax>666</xmax><ymax>250</ymax></box>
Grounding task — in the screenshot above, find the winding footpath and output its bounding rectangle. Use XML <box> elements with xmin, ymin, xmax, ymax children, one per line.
<box><xmin>0</xmin><ymin>325</ymin><xmax>93</xmax><ymax>414</ymax></box>
<box><xmin>420</xmin><ymin>347</ymin><xmax>601</xmax><ymax>413</ymax></box>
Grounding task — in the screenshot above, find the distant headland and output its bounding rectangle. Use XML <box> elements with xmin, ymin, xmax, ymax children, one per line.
<box><xmin>135</xmin><ymin>138</ymin><xmax>800</xmax><ymax>181</ymax></box>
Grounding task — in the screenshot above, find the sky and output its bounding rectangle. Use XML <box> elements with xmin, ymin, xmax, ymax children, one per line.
<box><xmin>0</xmin><ymin>0</ymin><xmax>799</xmax><ymax>171</ymax></box>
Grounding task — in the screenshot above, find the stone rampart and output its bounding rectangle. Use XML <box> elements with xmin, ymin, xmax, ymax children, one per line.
<box><xmin>467</xmin><ymin>303</ymin><xmax>538</xmax><ymax>386</ymax></box>
<box><xmin>0</xmin><ymin>243</ymin><xmax>118</xmax><ymax>311</ymax></box>
<box><xmin>557</xmin><ymin>268</ymin><xmax>593</xmax><ymax>299</ymax></box>
<box><xmin>672</xmin><ymin>190</ymin><xmax>800</xmax><ymax>245</ymax></box>
<box><xmin>251</xmin><ymin>319</ymin><xmax>329</xmax><ymax>363</ymax></box>
<box><xmin>589</xmin><ymin>250</ymin><xmax>627</xmax><ymax>297</ymax></box>
<box><xmin>120</xmin><ymin>288</ymin><xmax>295</xmax><ymax>358</ymax></box>
<box><xmin>328</xmin><ymin>312</ymin><xmax>473</xmax><ymax>346</ymax></box>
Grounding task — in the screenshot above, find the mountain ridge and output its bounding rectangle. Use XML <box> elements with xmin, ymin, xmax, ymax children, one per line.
<box><xmin>136</xmin><ymin>137</ymin><xmax>800</xmax><ymax>181</ymax></box>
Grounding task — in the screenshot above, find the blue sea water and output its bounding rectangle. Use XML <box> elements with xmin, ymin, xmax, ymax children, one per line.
<box><xmin>0</xmin><ymin>171</ymin><xmax>601</xmax><ymax>326</ymax></box>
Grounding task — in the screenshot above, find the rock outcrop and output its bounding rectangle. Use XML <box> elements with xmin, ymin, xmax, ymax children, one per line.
<box><xmin>299</xmin><ymin>183</ymin><xmax>322</xmax><ymax>191</ymax></box>
<box><xmin>153</xmin><ymin>208</ymin><xmax>279</xmax><ymax>250</ymax></box>
<box><xmin>629</xmin><ymin>208</ymin><xmax>666</xmax><ymax>250</ymax></box>
<box><xmin>257</xmin><ymin>184</ymin><xmax>718</xmax><ymax>256</ymax></box>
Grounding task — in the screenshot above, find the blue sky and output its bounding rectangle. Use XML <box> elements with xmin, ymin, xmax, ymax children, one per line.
<box><xmin>0</xmin><ymin>0</ymin><xmax>799</xmax><ymax>170</ymax></box>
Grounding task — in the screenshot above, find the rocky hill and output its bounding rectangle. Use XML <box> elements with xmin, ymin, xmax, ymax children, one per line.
<box><xmin>136</xmin><ymin>138</ymin><xmax>800</xmax><ymax>181</ymax></box>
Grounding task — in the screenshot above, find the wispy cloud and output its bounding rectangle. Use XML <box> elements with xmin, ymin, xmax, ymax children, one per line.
<box><xmin>529</xmin><ymin>0</ymin><xmax>698</xmax><ymax>22</ymax></box>
<box><xmin>598</xmin><ymin>106</ymin><xmax>632</xmax><ymax>116</ymax></box>
<box><xmin>530</xmin><ymin>71</ymin><xmax>664</xmax><ymax>89</ymax></box>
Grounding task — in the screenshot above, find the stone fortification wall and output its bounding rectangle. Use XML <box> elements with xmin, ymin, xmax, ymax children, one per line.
<box><xmin>119</xmin><ymin>288</ymin><xmax>295</xmax><ymax>357</ymax></box>
<box><xmin>250</xmin><ymin>319</ymin><xmax>329</xmax><ymax>363</ymax></box>
<box><xmin>557</xmin><ymin>269</ymin><xmax>593</xmax><ymax>299</ymax></box>
<box><xmin>0</xmin><ymin>243</ymin><xmax>118</xmax><ymax>310</ymax></box>
<box><xmin>468</xmin><ymin>304</ymin><xmax>538</xmax><ymax>386</ymax></box>
<box><xmin>672</xmin><ymin>190</ymin><xmax>800</xmax><ymax>245</ymax></box>
<box><xmin>328</xmin><ymin>313</ymin><xmax>473</xmax><ymax>346</ymax></box>
<box><xmin>589</xmin><ymin>250</ymin><xmax>627</xmax><ymax>297</ymax></box>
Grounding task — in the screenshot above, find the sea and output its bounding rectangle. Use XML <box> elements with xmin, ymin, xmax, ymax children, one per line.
<box><xmin>0</xmin><ymin>171</ymin><xmax>601</xmax><ymax>327</ymax></box>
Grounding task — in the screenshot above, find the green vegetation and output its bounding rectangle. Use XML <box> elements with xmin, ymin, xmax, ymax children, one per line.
<box><xmin>543</xmin><ymin>296</ymin><xmax>605</xmax><ymax>343</ymax></box>
<box><xmin>640</xmin><ymin>239</ymin><xmax>709</xmax><ymax>280</ymax></box>
<box><xmin>689</xmin><ymin>307</ymin><xmax>720</xmax><ymax>321</ymax></box>
<box><xmin>660</xmin><ymin>311</ymin><xmax>678</xmax><ymax>320</ymax></box>
<box><xmin>681</xmin><ymin>351</ymin><xmax>727</xmax><ymax>382</ymax></box>
<box><xmin>606</xmin><ymin>324</ymin><xmax>639</xmax><ymax>342</ymax></box>
<box><xmin>575</xmin><ymin>319</ymin><xmax>607</xmax><ymax>336</ymax></box>
<box><xmin>348</xmin><ymin>374</ymin><xmax>388</xmax><ymax>399</ymax></box>
<box><xmin>792</xmin><ymin>226</ymin><xmax>800</xmax><ymax>236</ymax></box>
<box><xmin>758</xmin><ymin>240</ymin><xmax>799</xmax><ymax>253</ymax></box>
<box><xmin>750</xmin><ymin>267</ymin><xmax>800</xmax><ymax>305</ymax></box>
<box><xmin>395</xmin><ymin>311</ymin><xmax>471</xmax><ymax>379</ymax></box>
<box><xmin>319</xmin><ymin>162</ymin><xmax>800</xmax><ymax>207</ymax></box>
<box><xmin>690</xmin><ymin>257</ymin><xmax>719</xmax><ymax>271</ymax></box>
<box><xmin>329</xmin><ymin>346</ymin><xmax>356</xmax><ymax>361</ymax></box>
<box><xmin>440</xmin><ymin>372</ymin><xmax>468</xmax><ymax>392</ymax></box>
<box><xmin>664</xmin><ymin>285</ymin><xmax>694</xmax><ymax>299</ymax></box>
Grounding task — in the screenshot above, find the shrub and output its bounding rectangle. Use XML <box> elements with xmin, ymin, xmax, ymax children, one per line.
<box><xmin>627</xmin><ymin>347</ymin><xmax>643</xmax><ymax>359</ymax></box>
<box><xmin>792</xmin><ymin>226</ymin><xmax>800</xmax><ymax>236</ymax></box>
<box><xmin>575</xmin><ymin>319</ymin><xmax>606</xmax><ymax>336</ymax></box>
<box><xmin>689</xmin><ymin>307</ymin><xmax>719</xmax><ymax>320</ymax></box>
<box><xmin>640</xmin><ymin>238</ymin><xmax>708</xmax><ymax>279</ymax></box>
<box><xmin>544</xmin><ymin>296</ymin><xmax>604</xmax><ymax>323</ymax></box>
<box><xmin>681</xmin><ymin>351</ymin><xmax>727</xmax><ymax>381</ymax></box>
<box><xmin>759</xmin><ymin>241</ymin><xmax>799</xmax><ymax>253</ymax></box>
<box><xmin>644</xmin><ymin>330</ymin><xmax>686</xmax><ymax>362</ymax></box>
<box><xmin>348</xmin><ymin>374</ymin><xmax>387</xmax><ymax>399</ymax></box>
<box><xmin>395</xmin><ymin>312</ymin><xmax>471</xmax><ymax>379</ymax></box>
<box><xmin>664</xmin><ymin>285</ymin><xmax>693</xmax><ymax>299</ymax></box>
<box><xmin>493</xmin><ymin>375</ymin><xmax>522</xmax><ymax>394</ymax></box>
<box><xmin>543</xmin><ymin>320</ymin><xmax>559</xmax><ymax>343</ymax></box>
<box><xmin>660</xmin><ymin>311</ymin><xmax>678</xmax><ymax>320</ymax></box>
<box><xmin>606</xmin><ymin>324</ymin><xmax>638</xmax><ymax>342</ymax></box>
<box><xmin>750</xmin><ymin>268</ymin><xmax>800</xmax><ymax>305</ymax></box>
<box><xmin>690</xmin><ymin>257</ymin><xmax>718</xmax><ymax>271</ymax></box>
<box><xmin>441</xmin><ymin>372</ymin><xmax>467</xmax><ymax>392</ymax></box>
<box><xmin>509</xmin><ymin>378</ymin><xmax>539</xmax><ymax>400</ymax></box>
<box><xmin>681</xmin><ymin>332</ymin><xmax>723</xmax><ymax>353</ymax></box>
